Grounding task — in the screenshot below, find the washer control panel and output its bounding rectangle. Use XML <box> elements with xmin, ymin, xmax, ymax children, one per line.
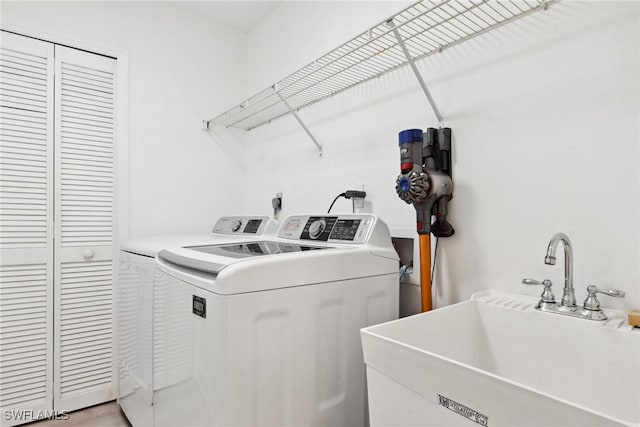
<box><xmin>212</xmin><ymin>216</ymin><xmax>271</xmax><ymax>235</ymax></box>
<box><xmin>278</xmin><ymin>215</ymin><xmax>375</xmax><ymax>244</ymax></box>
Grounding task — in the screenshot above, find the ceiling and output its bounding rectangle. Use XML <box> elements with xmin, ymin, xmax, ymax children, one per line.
<box><xmin>165</xmin><ymin>1</ymin><xmax>283</xmax><ymax>33</ymax></box>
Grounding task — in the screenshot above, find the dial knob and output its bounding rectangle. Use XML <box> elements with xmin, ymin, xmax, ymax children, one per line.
<box><xmin>231</xmin><ymin>219</ymin><xmax>242</xmax><ymax>232</ymax></box>
<box><xmin>308</xmin><ymin>219</ymin><xmax>326</xmax><ymax>239</ymax></box>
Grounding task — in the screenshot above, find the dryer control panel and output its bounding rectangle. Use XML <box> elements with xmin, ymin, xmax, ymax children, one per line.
<box><xmin>212</xmin><ymin>216</ymin><xmax>273</xmax><ymax>236</ymax></box>
<box><xmin>278</xmin><ymin>215</ymin><xmax>375</xmax><ymax>244</ymax></box>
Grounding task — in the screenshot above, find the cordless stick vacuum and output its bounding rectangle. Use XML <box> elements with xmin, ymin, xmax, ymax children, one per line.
<box><xmin>395</xmin><ymin>128</ymin><xmax>454</xmax><ymax>312</ymax></box>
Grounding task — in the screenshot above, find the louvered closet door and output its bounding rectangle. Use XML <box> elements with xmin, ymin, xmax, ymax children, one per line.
<box><xmin>53</xmin><ymin>46</ymin><xmax>116</xmax><ymax>411</ymax></box>
<box><xmin>0</xmin><ymin>32</ymin><xmax>54</xmax><ymax>427</ymax></box>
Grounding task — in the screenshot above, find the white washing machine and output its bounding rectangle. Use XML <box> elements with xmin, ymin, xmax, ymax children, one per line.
<box><xmin>117</xmin><ymin>216</ymin><xmax>278</xmax><ymax>427</ymax></box>
<box><xmin>153</xmin><ymin>214</ymin><xmax>399</xmax><ymax>427</ymax></box>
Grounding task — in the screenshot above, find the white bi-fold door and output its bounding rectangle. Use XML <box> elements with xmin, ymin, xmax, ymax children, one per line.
<box><xmin>0</xmin><ymin>32</ymin><xmax>55</xmax><ymax>425</ymax></box>
<box><xmin>0</xmin><ymin>32</ymin><xmax>117</xmax><ymax>426</ymax></box>
<box><xmin>53</xmin><ymin>44</ymin><xmax>116</xmax><ymax>412</ymax></box>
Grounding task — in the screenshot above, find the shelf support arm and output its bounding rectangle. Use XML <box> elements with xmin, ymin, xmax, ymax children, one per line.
<box><xmin>387</xmin><ymin>19</ymin><xmax>443</xmax><ymax>124</ymax></box>
<box><xmin>274</xmin><ymin>85</ymin><xmax>324</xmax><ymax>157</ymax></box>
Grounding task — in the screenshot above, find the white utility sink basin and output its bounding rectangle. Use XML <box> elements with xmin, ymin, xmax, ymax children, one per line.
<box><xmin>361</xmin><ymin>291</ymin><xmax>640</xmax><ymax>426</ymax></box>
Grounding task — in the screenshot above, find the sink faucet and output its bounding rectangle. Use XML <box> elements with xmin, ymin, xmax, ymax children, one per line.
<box><xmin>523</xmin><ymin>232</ymin><xmax>626</xmax><ymax>321</ymax></box>
<box><xmin>544</xmin><ymin>232</ymin><xmax>576</xmax><ymax>309</ymax></box>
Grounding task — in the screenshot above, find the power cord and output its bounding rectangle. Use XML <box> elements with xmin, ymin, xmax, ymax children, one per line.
<box><xmin>327</xmin><ymin>190</ymin><xmax>366</xmax><ymax>213</ymax></box>
<box><xmin>431</xmin><ymin>237</ymin><xmax>439</xmax><ymax>308</ymax></box>
<box><xmin>327</xmin><ymin>193</ymin><xmax>346</xmax><ymax>213</ymax></box>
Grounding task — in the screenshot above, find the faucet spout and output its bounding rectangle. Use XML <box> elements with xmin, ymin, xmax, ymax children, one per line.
<box><xmin>545</xmin><ymin>232</ymin><xmax>576</xmax><ymax>308</ymax></box>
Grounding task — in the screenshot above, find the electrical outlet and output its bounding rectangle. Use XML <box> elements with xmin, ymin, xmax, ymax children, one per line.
<box><xmin>272</xmin><ymin>192</ymin><xmax>283</xmax><ymax>219</ymax></box>
<box><xmin>353</xmin><ymin>184</ymin><xmax>365</xmax><ymax>209</ymax></box>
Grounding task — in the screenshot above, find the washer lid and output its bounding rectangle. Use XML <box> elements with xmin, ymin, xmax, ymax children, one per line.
<box><xmin>121</xmin><ymin>233</ymin><xmax>213</xmax><ymax>258</ymax></box>
<box><xmin>186</xmin><ymin>241</ymin><xmax>330</xmax><ymax>259</ymax></box>
<box><xmin>158</xmin><ymin>241</ymin><xmax>333</xmax><ymax>275</ymax></box>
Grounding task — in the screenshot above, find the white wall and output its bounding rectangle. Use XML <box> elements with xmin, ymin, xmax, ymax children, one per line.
<box><xmin>3</xmin><ymin>1</ymin><xmax>637</xmax><ymax>311</ymax></box>
<box><xmin>242</xmin><ymin>1</ymin><xmax>640</xmax><ymax>310</ymax></box>
<box><xmin>1</xmin><ymin>1</ymin><xmax>248</xmax><ymax>238</ymax></box>
<box><xmin>245</xmin><ymin>1</ymin><xmax>413</xmax><ymax>94</ymax></box>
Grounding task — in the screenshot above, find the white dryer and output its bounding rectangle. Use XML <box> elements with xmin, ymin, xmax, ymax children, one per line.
<box><xmin>117</xmin><ymin>216</ymin><xmax>278</xmax><ymax>427</ymax></box>
<box><xmin>153</xmin><ymin>214</ymin><xmax>399</xmax><ymax>427</ymax></box>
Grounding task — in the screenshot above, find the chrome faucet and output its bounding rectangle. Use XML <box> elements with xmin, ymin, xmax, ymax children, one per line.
<box><xmin>523</xmin><ymin>232</ymin><xmax>626</xmax><ymax>321</ymax></box>
<box><xmin>544</xmin><ymin>232</ymin><xmax>576</xmax><ymax>310</ymax></box>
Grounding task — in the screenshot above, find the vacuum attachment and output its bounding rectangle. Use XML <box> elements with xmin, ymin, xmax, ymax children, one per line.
<box><xmin>395</xmin><ymin>128</ymin><xmax>454</xmax><ymax>237</ymax></box>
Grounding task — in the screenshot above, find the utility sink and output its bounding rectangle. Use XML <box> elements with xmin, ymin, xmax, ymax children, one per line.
<box><xmin>361</xmin><ymin>291</ymin><xmax>640</xmax><ymax>426</ymax></box>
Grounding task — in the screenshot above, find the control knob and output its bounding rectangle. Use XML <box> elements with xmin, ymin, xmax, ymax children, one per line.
<box><xmin>308</xmin><ymin>219</ymin><xmax>326</xmax><ymax>239</ymax></box>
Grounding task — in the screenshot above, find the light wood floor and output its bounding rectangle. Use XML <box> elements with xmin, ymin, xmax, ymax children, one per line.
<box><xmin>28</xmin><ymin>401</ymin><xmax>130</xmax><ymax>427</ymax></box>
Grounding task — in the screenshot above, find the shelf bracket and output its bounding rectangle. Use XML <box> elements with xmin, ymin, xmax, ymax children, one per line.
<box><xmin>273</xmin><ymin>85</ymin><xmax>324</xmax><ymax>157</ymax></box>
<box><xmin>387</xmin><ymin>19</ymin><xmax>444</xmax><ymax>124</ymax></box>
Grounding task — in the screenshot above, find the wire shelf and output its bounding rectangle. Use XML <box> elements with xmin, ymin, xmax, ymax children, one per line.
<box><xmin>206</xmin><ymin>0</ymin><xmax>550</xmax><ymax>131</ymax></box>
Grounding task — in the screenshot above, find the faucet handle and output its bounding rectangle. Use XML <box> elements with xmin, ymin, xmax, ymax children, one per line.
<box><xmin>522</xmin><ymin>278</ymin><xmax>551</xmax><ymax>287</ymax></box>
<box><xmin>583</xmin><ymin>285</ymin><xmax>625</xmax><ymax>311</ymax></box>
<box><xmin>522</xmin><ymin>278</ymin><xmax>556</xmax><ymax>304</ymax></box>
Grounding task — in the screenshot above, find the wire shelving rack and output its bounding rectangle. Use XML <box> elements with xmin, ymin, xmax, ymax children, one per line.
<box><xmin>204</xmin><ymin>0</ymin><xmax>552</xmax><ymax>153</ymax></box>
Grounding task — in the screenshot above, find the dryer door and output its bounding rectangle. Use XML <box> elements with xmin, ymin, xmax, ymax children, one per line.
<box><xmin>117</xmin><ymin>252</ymin><xmax>154</xmax><ymax>426</ymax></box>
